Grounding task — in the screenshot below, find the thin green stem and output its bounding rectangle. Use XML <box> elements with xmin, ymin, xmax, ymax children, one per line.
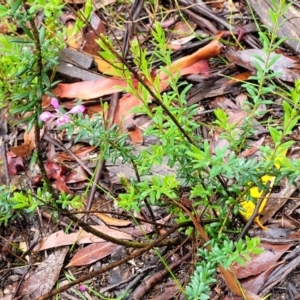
<box><xmin>22</xmin><ymin>0</ymin><xmax>54</xmax><ymax>193</ymax></box>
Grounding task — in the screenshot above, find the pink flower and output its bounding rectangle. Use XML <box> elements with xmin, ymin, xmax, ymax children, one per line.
<box><xmin>57</xmin><ymin>115</ymin><xmax>71</xmax><ymax>125</ymax></box>
<box><xmin>39</xmin><ymin>111</ymin><xmax>53</xmax><ymax>122</ymax></box>
<box><xmin>39</xmin><ymin>98</ymin><xmax>85</xmax><ymax>125</ymax></box>
<box><xmin>78</xmin><ymin>284</ymin><xmax>86</xmax><ymax>292</ymax></box>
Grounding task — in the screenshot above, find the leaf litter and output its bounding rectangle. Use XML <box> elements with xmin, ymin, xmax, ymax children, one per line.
<box><xmin>2</xmin><ymin>0</ymin><xmax>300</xmax><ymax>299</ymax></box>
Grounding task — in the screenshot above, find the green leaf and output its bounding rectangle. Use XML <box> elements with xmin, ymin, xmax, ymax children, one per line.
<box><xmin>269</xmin><ymin>127</ymin><xmax>281</xmax><ymax>144</ymax></box>
<box><xmin>11</xmin><ymin>0</ymin><xmax>22</xmax><ymax>13</ymax></box>
<box><xmin>0</xmin><ymin>4</ymin><xmax>8</xmax><ymax>11</ymax></box>
<box><xmin>39</xmin><ymin>26</ymin><xmax>46</xmax><ymax>44</ymax></box>
<box><xmin>209</xmin><ymin>165</ymin><xmax>222</xmax><ymax>178</ymax></box>
<box><xmin>8</xmin><ymin>37</ymin><xmax>33</xmax><ymax>44</ymax></box>
<box><xmin>18</xmin><ymin>21</ymin><xmax>34</xmax><ymax>40</ymax></box>
<box><xmin>22</xmin><ymin>73</ymin><xmax>37</xmax><ymax>88</ymax></box>
<box><xmin>41</xmin><ymin>71</ymin><xmax>51</xmax><ymax>88</ymax></box>
<box><xmin>15</xmin><ymin>66</ymin><xmax>30</xmax><ymax>77</ymax></box>
<box><xmin>267</xmin><ymin>54</ymin><xmax>281</xmax><ymax>68</ymax></box>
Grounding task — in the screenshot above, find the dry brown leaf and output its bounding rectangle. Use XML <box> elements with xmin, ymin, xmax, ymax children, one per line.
<box><xmin>10</xmin><ymin>126</ymin><xmax>37</xmax><ymax>157</ymax></box>
<box><xmin>241</xmin><ymin>261</ymin><xmax>282</xmax><ymax>295</ymax></box>
<box><xmin>225</xmin><ymin>71</ymin><xmax>252</xmax><ymax>84</ymax></box>
<box><xmin>96</xmin><ymin>213</ymin><xmax>132</xmax><ymax>226</ymax></box>
<box><xmin>93</xmin><ymin>56</ymin><xmax>123</xmax><ymax>76</ymax></box>
<box><xmin>65</xmin><ymin>165</ymin><xmax>88</xmax><ymax>184</ymax></box>
<box><xmin>0</xmin><ymin>22</ymin><xmax>8</xmax><ymax>34</ymax></box>
<box><xmin>219</xmin><ymin>266</ymin><xmax>243</xmax><ymax>297</ymax></box>
<box><xmin>260</xmin><ymin>178</ymin><xmax>300</xmax><ymax>225</ymax></box>
<box><xmin>17</xmin><ymin>247</ymin><xmax>69</xmax><ymax>298</ymax></box>
<box><xmin>52</xmin><ymin>42</ymin><xmax>217</xmax><ymax>141</ymax></box>
<box><xmin>128</xmin><ymin>126</ymin><xmax>143</xmax><ymax>145</ymax></box>
<box><xmin>66</xmin><ymin>21</ymin><xmax>84</xmax><ymax>49</ymax></box>
<box><xmin>7</xmin><ymin>151</ymin><xmax>24</xmax><ymax>175</ymax></box>
<box><xmin>226</xmin><ymin>48</ymin><xmax>300</xmax><ymax>82</ymax></box>
<box><xmin>57</xmin><ymin>144</ymin><xmax>96</xmax><ymax>162</ymax></box>
<box><xmin>82</xmin><ymin>12</ymin><xmax>106</xmax><ymax>55</ymax></box>
<box><xmin>24</xmin><ymin>126</ymin><xmax>37</xmax><ymax>151</ymax></box>
<box><xmin>232</xmin><ymin>242</ymin><xmax>293</xmax><ymax>279</ymax></box>
<box><xmin>66</xmin><ymin>242</ymin><xmax>120</xmax><ymax>267</ymax></box>
<box><xmin>240</xmin><ymin>137</ymin><xmax>265</xmax><ymax>158</ymax></box>
<box><xmin>160</xmin><ymin>37</ymin><xmax>222</xmax><ymax>78</ymax></box>
<box><xmin>113</xmin><ymin>60</ymin><xmax>211</xmax><ymax>129</ymax></box>
<box><xmin>171</xmin><ymin>20</ymin><xmax>197</xmax><ymax>39</ymax></box>
<box><xmin>33</xmin><ymin>226</ymin><xmax>133</xmax><ymax>251</ymax></box>
<box><xmin>52</xmin><ymin>77</ymin><xmax>133</xmax><ymax>99</ymax></box>
<box><xmin>10</xmin><ymin>143</ymin><xmax>31</xmax><ymax>157</ymax></box>
<box><xmin>171</xmin><ymin>35</ymin><xmax>197</xmax><ymax>47</ymax></box>
<box><xmin>54</xmin><ymin>178</ymin><xmax>73</xmax><ymax>194</ymax></box>
<box><xmin>243</xmin><ymin>290</ymin><xmax>262</xmax><ymax>300</ymax></box>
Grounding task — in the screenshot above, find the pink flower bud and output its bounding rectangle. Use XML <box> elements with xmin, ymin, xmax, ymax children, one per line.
<box><xmin>51</xmin><ymin>98</ymin><xmax>60</xmax><ymax>110</ymax></box>
<box><xmin>39</xmin><ymin>111</ymin><xmax>54</xmax><ymax>122</ymax></box>
<box><xmin>69</xmin><ymin>105</ymin><xmax>85</xmax><ymax>114</ymax></box>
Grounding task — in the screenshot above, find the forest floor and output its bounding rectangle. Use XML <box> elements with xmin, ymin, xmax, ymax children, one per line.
<box><xmin>1</xmin><ymin>0</ymin><xmax>300</xmax><ymax>299</ymax></box>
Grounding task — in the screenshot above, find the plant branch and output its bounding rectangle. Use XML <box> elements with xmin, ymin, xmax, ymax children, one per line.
<box><xmin>62</xmin><ymin>211</ymin><xmax>188</xmax><ymax>248</ymax></box>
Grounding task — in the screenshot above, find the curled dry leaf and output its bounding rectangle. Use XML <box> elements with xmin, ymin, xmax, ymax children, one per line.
<box><xmin>45</xmin><ymin>161</ymin><xmax>65</xmax><ymax>180</ymax></box>
<box><xmin>54</xmin><ymin>178</ymin><xmax>73</xmax><ymax>194</ymax></box>
<box><xmin>7</xmin><ymin>151</ymin><xmax>25</xmax><ymax>175</ymax></box>
<box><xmin>10</xmin><ymin>126</ymin><xmax>37</xmax><ymax>157</ymax></box>
<box><xmin>159</xmin><ymin>37</ymin><xmax>222</xmax><ymax>79</ymax></box>
<box><xmin>65</xmin><ymin>165</ymin><xmax>88</xmax><ymax>184</ymax></box>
